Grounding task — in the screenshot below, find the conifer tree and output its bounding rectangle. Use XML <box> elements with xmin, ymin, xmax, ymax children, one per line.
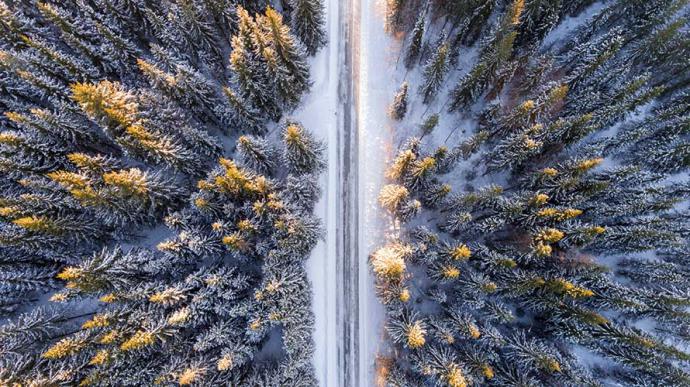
<box><xmin>404</xmin><ymin>11</ymin><xmax>425</xmax><ymax>69</ymax></box>
<box><xmin>389</xmin><ymin>82</ymin><xmax>409</xmax><ymax>120</ymax></box>
<box><xmin>420</xmin><ymin>114</ymin><xmax>439</xmax><ymax>137</ymax></box>
<box><xmin>261</xmin><ymin>7</ymin><xmax>311</xmax><ymax>106</ymax></box>
<box><xmin>385</xmin><ymin>0</ymin><xmax>405</xmax><ymax>32</ymax></box>
<box><xmin>419</xmin><ymin>35</ymin><xmax>449</xmax><ymax>104</ymax></box>
<box><xmin>230</xmin><ymin>7</ymin><xmax>280</xmax><ymax>121</ymax></box>
<box><xmin>518</xmin><ymin>0</ymin><xmax>562</xmax><ymax>46</ymax></box>
<box><xmin>289</xmin><ymin>0</ymin><xmax>327</xmax><ymax>55</ymax></box>
<box><xmin>137</xmin><ymin>58</ymin><xmax>227</xmax><ymax>125</ymax></box>
<box><xmin>71</xmin><ymin>80</ymin><xmax>213</xmax><ymax>174</ymax></box>
<box><xmin>237</xmin><ymin>135</ymin><xmax>278</xmax><ymax>174</ymax></box>
<box><xmin>448</xmin><ymin>0</ymin><xmax>524</xmax><ymax>111</ymax></box>
<box><xmin>222</xmin><ymin>86</ymin><xmax>265</xmax><ymax>134</ymax></box>
<box><xmin>282</xmin><ymin>121</ymin><xmax>325</xmax><ymax>175</ymax></box>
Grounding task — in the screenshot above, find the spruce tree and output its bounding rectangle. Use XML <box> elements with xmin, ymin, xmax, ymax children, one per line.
<box><xmin>282</xmin><ymin>121</ymin><xmax>326</xmax><ymax>175</ymax></box>
<box><xmin>385</xmin><ymin>0</ymin><xmax>405</xmax><ymax>33</ymax></box>
<box><xmin>404</xmin><ymin>11</ymin><xmax>425</xmax><ymax>69</ymax></box>
<box><xmin>222</xmin><ymin>86</ymin><xmax>265</xmax><ymax>134</ymax></box>
<box><xmin>230</xmin><ymin>9</ymin><xmax>280</xmax><ymax>121</ymax></box>
<box><xmin>261</xmin><ymin>7</ymin><xmax>310</xmax><ymax>107</ymax></box>
<box><xmin>237</xmin><ymin>135</ymin><xmax>278</xmax><ymax>174</ymax></box>
<box><xmin>420</xmin><ymin>114</ymin><xmax>439</xmax><ymax>137</ymax></box>
<box><xmin>419</xmin><ymin>35</ymin><xmax>449</xmax><ymax>104</ymax></box>
<box><xmin>389</xmin><ymin>81</ymin><xmax>409</xmax><ymax>120</ymax></box>
<box><xmin>448</xmin><ymin>0</ymin><xmax>524</xmax><ymax>111</ymax></box>
<box><xmin>289</xmin><ymin>0</ymin><xmax>327</xmax><ymax>55</ymax></box>
<box><xmin>518</xmin><ymin>0</ymin><xmax>562</xmax><ymax>46</ymax></box>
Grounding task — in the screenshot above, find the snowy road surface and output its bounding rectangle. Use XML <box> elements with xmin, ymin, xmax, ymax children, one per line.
<box><xmin>356</xmin><ymin>0</ymin><xmax>398</xmax><ymax>386</ymax></box>
<box><xmin>303</xmin><ymin>0</ymin><xmax>395</xmax><ymax>385</ymax></box>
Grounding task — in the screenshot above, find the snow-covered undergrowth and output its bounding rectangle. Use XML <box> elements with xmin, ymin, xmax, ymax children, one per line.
<box><xmin>372</xmin><ymin>0</ymin><xmax>690</xmax><ymax>385</ymax></box>
<box><xmin>0</xmin><ymin>0</ymin><xmax>329</xmax><ymax>385</ymax></box>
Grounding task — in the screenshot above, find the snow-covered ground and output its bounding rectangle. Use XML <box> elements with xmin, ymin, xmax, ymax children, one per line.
<box><xmin>357</xmin><ymin>0</ymin><xmax>399</xmax><ymax>385</ymax></box>
<box><xmin>295</xmin><ymin>0</ymin><xmax>339</xmax><ymax>384</ymax></box>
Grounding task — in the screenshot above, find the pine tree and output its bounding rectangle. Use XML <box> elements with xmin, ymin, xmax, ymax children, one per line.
<box><xmin>71</xmin><ymin>80</ymin><xmax>210</xmax><ymax>174</ymax></box>
<box><xmin>222</xmin><ymin>86</ymin><xmax>265</xmax><ymax>134</ymax></box>
<box><xmin>282</xmin><ymin>122</ymin><xmax>325</xmax><ymax>175</ymax></box>
<box><xmin>230</xmin><ymin>7</ymin><xmax>280</xmax><ymax>121</ymax></box>
<box><xmin>168</xmin><ymin>0</ymin><xmax>222</xmax><ymax>65</ymax></box>
<box><xmin>389</xmin><ymin>82</ymin><xmax>409</xmax><ymax>120</ymax></box>
<box><xmin>19</xmin><ymin>34</ymin><xmax>100</xmax><ymax>82</ymax></box>
<box><xmin>289</xmin><ymin>0</ymin><xmax>327</xmax><ymax>55</ymax></box>
<box><xmin>379</xmin><ymin>184</ymin><xmax>409</xmax><ymax>214</ymax></box>
<box><xmin>518</xmin><ymin>0</ymin><xmax>562</xmax><ymax>46</ymax></box>
<box><xmin>137</xmin><ymin>58</ymin><xmax>226</xmax><ymax>125</ymax></box>
<box><xmin>35</xmin><ymin>2</ymin><xmax>101</xmax><ymax>60</ymax></box>
<box><xmin>371</xmin><ymin>241</ymin><xmax>411</xmax><ymax>280</ymax></box>
<box><xmin>404</xmin><ymin>11</ymin><xmax>425</xmax><ymax>69</ymax></box>
<box><xmin>419</xmin><ymin>36</ymin><xmax>449</xmax><ymax>104</ymax></box>
<box><xmin>385</xmin><ymin>0</ymin><xmax>405</xmax><ymax>33</ymax></box>
<box><xmin>420</xmin><ymin>114</ymin><xmax>439</xmax><ymax>137</ymax></box>
<box><xmin>0</xmin><ymin>2</ymin><xmax>35</xmax><ymax>49</ymax></box>
<box><xmin>260</xmin><ymin>7</ymin><xmax>311</xmax><ymax>107</ymax></box>
<box><xmin>237</xmin><ymin>135</ymin><xmax>278</xmax><ymax>174</ymax></box>
<box><xmin>448</xmin><ymin>0</ymin><xmax>524</xmax><ymax>111</ymax></box>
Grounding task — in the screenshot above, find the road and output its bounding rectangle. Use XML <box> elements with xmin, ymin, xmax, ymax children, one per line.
<box><xmin>304</xmin><ymin>0</ymin><xmax>394</xmax><ymax>385</ymax></box>
<box><xmin>338</xmin><ymin>0</ymin><xmax>359</xmax><ymax>382</ymax></box>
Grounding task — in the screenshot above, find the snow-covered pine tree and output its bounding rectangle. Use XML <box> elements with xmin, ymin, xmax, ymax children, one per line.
<box><xmin>389</xmin><ymin>81</ymin><xmax>409</xmax><ymax>120</ymax></box>
<box><xmin>385</xmin><ymin>0</ymin><xmax>405</xmax><ymax>33</ymax></box>
<box><xmin>448</xmin><ymin>0</ymin><xmax>525</xmax><ymax>111</ymax></box>
<box><xmin>230</xmin><ymin>7</ymin><xmax>281</xmax><ymax>121</ymax></box>
<box><xmin>289</xmin><ymin>0</ymin><xmax>327</xmax><ymax>55</ymax></box>
<box><xmin>282</xmin><ymin>121</ymin><xmax>326</xmax><ymax>175</ymax></box>
<box><xmin>404</xmin><ymin>10</ymin><xmax>425</xmax><ymax>69</ymax></box>
<box><xmin>420</xmin><ymin>113</ymin><xmax>439</xmax><ymax>137</ymax></box>
<box><xmin>261</xmin><ymin>7</ymin><xmax>311</xmax><ymax>108</ymax></box>
<box><xmin>237</xmin><ymin>134</ymin><xmax>278</xmax><ymax>175</ymax></box>
<box><xmin>517</xmin><ymin>0</ymin><xmax>562</xmax><ymax>47</ymax></box>
<box><xmin>419</xmin><ymin>34</ymin><xmax>449</xmax><ymax>104</ymax></box>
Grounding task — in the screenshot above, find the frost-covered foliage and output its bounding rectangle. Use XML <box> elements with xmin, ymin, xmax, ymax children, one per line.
<box><xmin>0</xmin><ymin>0</ymin><xmax>326</xmax><ymax>385</ymax></box>
<box><xmin>377</xmin><ymin>0</ymin><xmax>690</xmax><ymax>385</ymax></box>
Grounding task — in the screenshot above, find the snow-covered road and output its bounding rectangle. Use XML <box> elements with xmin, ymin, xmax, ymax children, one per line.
<box><xmin>301</xmin><ymin>0</ymin><xmax>396</xmax><ymax>385</ymax></box>
<box><xmin>356</xmin><ymin>0</ymin><xmax>398</xmax><ymax>385</ymax></box>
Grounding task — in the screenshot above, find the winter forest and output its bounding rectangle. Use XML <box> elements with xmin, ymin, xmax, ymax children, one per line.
<box><xmin>0</xmin><ymin>0</ymin><xmax>688</xmax><ymax>386</ymax></box>
<box><xmin>0</xmin><ymin>0</ymin><xmax>327</xmax><ymax>385</ymax></box>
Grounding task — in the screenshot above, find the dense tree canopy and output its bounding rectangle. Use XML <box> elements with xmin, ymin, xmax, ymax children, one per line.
<box><xmin>0</xmin><ymin>0</ymin><xmax>327</xmax><ymax>385</ymax></box>
<box><xmin>378</xmin><ymin>0</ymin><xmax>690</xmax><ymax>385</ymax></box>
